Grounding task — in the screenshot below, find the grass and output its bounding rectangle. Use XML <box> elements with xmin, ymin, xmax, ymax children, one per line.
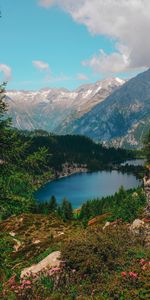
<box><xmin>33</xmin><ymin>246</ymin><xmax>60</xmax><ymax>264</ymax></box>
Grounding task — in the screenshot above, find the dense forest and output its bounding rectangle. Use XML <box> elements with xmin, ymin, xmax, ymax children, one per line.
<box><xmin>25</xmin><ymin>131</ymin><xmax>133</xmax><ymax>170</ymax></box>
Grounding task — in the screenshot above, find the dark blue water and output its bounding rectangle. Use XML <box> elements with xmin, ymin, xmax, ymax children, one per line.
<box><xmin>35</xmin><ymin>170</ymin><xmax>141</xmax><ymax>208</ymax></box>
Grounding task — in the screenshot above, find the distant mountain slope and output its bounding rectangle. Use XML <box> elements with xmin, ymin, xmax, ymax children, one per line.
<box><xmin>66</xmin><ymin>69</ymin><xmax>150</xmax><ymax>148</ymax></box>
<box><xmin>103</xmin><ymin>115</ymin><xmax>150</xmax><ymax>149</ymax></box>
<box><xmin>6</xmin><ymin>78</ymin><xmax>124</xmax><ymax>132</ymax></box>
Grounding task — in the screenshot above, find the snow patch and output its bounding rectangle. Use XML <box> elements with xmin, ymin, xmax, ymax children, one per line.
<box><xmin>115</xmin><ymin>77</ymin><xmax>125</xmax><ymax>84</ymax></box>
<box><xmin>82</xmin><ymin>90</ymin><xmax>93</xmax><ymax>98</ymax></box>
<box><xmin>94</xmin><ymin>86</ymin><xmax>102</xmax><ymax>94</ymax></box>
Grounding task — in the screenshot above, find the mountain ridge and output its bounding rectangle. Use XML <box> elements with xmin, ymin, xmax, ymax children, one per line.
<box><xmin>6</xmin><ymin>69</ymin><xmax>150</xmax><ymax>148</ymax></box>
<box><xmin>6</xmin><ymin>77</ymin><xmax>124</xmax><ymax>131</ymax></box>
<box><xmin>64</xmin><ymin>69</ymin><xmax>150</xmax><ymax>148</ymax></box>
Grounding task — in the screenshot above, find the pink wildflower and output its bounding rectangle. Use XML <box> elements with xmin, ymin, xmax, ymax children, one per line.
<box><xmin>47</xmin><ymin>267</ymin><xmax>61</xmax><ymax>276</ymax></box>
<box><xmin>19</xmin><ymin>285</ymin><xmax>24</xmax><ymax>290</ymax></box>
<box><xmin>141</xmin><ymin>261</ymin><xmax>150</xmax><ymax>270</ymax></box>
<box><xmin>132</xmin><ymin>273</ymin><xmax>138</xmax><ymax>278</ymax></box>
<box><xmin>2</xmin><ymin>290</ymin><xmax>6</xmax><ymax>296</ymax></box>
<box><xmin>72</xmin><ymin>269</ymin><xmax>76</xmax><ymax>273</ymax></box>
<box><xmin>140</xmin><ymin>258</ymin><xmax>145</xmax><ymax>265</ymax></box>
<box><xmin>49</xmin><ymin>267</ymin><xmax>61</xmax><ymax>273</ymax></box>
<box><xmin>141</xmin><ymin>265</ymin><xmax>147</xmax><ymax>270</ymax></box>
<box><xmin>25</xmin><ymin>280</ymin><xmax>31</xmax><ymax>285</ymax></box>
<box><xmin>8</xmin><ymin>275</ymin><xmax>16</xmax><ymax>286</ymax></box>
<box><xmin>22</xmin><ymin>280</ymin><xmax>31</xmax><ymax>286</ymax></box>
<box><xmin>129</xmin><ymin>272</ymin><xmax>138</xmax><ymax>278</ymax></box>
<box><xmin>121</xmin><ymin>271</ymin><xmax>127</xmax><ymax>277</ymax></box>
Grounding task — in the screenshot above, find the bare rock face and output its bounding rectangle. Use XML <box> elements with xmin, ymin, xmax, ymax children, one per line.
<box><xmin>70</xmin><ymin>69</ymin><xmax>150</xmax><ymax>148</ymax></box>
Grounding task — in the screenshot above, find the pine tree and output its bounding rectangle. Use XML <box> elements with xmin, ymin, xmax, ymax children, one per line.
<box><xmin>48</xmin><ymin>196</ymin><xmax>57</xmax><ymax>212</ymax></box>
<box><xmin>0</xmin><ymin>84</ymin><xmax>50</xmax><ymax>219</ymax></box>
<box><xmin>58</xmin><ymin>198</ymin><xmax>73</xmax><ymax>221</ymax></box>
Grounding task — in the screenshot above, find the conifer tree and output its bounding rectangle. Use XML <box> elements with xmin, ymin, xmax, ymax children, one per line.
<box><xmin>58</xmin><ymin>198</ymin><xmax>73</xmax><ymax>221</ymax></box>
<box><xmin>48</xmin><ymin>195</ymin><xmax>57</xmax><ymax>212</ymax></box>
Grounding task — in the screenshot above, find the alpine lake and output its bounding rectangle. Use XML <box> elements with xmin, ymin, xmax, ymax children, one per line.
<box><xmin>35</xmin><ymin>159</ymin><xmax>145</xmax><ymax>208</ymax></box>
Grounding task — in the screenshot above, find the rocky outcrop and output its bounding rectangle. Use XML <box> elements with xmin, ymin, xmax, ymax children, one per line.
<box><xmin>55</xmin><ymin>163</ymin><xmax>88</xmax><ymax>179</ymax></box>
<box><xmin>130</xmin><ymin>218</ymin><xmax>150</xmax><ymax>247</ymax></box>
<box><xmin>21</xmin><ymin>251</ymin><xmax>61</xmax><ymax>278</ymax></box>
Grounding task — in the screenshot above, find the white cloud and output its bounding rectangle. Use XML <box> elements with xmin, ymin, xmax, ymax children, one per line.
<box><xmin>77</xmin><ymin>73</ymin><xmax>89</xmax><ymax>81</ymax></box>
<box><xmin>32</xmin><ymin>60</ymin><xmax>70</xmax><ymax>83</ymax></box>
<box><xmin>39</xmin><ymin>0</ymin><xmax>150</xmax><ymax>74</ymax></box>
<box><xmin>32</xmin><ymin>60</ymin><xmax>51</xmax><ymax>72</ymax></box>
<box><xmin>32</xmin><ymin>60</ymin><xmax>51</xmax><ymax>81</ymax></box>
<box><xmin>0</xmin><ymin>64</ymin><xmax>12</xmax><ymax>81</ymax></box>
<box><xmin>82</xmin><ymin>48</ymin><xmax>130</xmax><ymax>75</ymax></box>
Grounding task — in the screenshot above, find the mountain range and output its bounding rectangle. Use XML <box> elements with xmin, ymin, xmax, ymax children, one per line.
<box><xmin>6</xmin><ymin>77</ymin><xmax>124</xmax><ymax>131</ymax></box>
<box><xmin>6</xmin><ymin>69</ymin><xmax>150</xmax><ymax>148</ymax></box>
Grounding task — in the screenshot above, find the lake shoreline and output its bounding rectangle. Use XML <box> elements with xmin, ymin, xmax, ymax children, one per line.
<box><xmin>33</xmin><ymin>164</ymin><xmax>88</xmax><ymax>192</ymax></box>
<box><xmin>34</xmin><ymin>160</ymin><xmax>145</xmax><ymax>196</ymax></box>
<box><xmin>35</xmin><ymin>165</ymin><xmax>143</xmax><ymax>207</ymax></box>
<box><xmin>53</xmin><ymin>164</ymin><xmax>88</xmax><ymax>181</ymax></box>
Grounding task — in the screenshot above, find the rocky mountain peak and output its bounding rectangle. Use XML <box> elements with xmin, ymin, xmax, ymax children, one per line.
<box><xmin>6</xmin><ymin>77</ymin><xmax>124</xmax><ymax>132</ymax></box>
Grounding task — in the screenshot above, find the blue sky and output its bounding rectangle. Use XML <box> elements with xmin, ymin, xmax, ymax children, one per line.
<box><xmin>0</xmin><ymin>0</ymin><xmax>148</xmax><ymax>90</ymax></box>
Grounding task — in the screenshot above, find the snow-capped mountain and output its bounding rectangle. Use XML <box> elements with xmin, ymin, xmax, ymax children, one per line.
<box><xmin>66</xmin><ymin>69</ymin><xmax>150</xmax><ymax>149</ymax></box>
<box><xmin>6</xmin><ymin>77</ymin><xmax>124</xmax><ymax>132</ymax></box>
<box><xmin>6</xmin><ymin>70</ymin><xmax>150</xmax><ymax>149</ymax></box>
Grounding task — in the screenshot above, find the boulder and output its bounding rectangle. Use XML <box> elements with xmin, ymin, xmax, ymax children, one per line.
<box><xmin>21</xmin><ymin>250</ymin><xmax>61</xmax><ymax>278</ymax></box>
<box><xmin>130</xmin><ymin>219</ymin><xmax>144</xmax><ymax>232</ymax></box>
<box><xmin>103</xmin><ymin>222</ymin><xmax>110</xmax><ymax>230</ymax></box>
